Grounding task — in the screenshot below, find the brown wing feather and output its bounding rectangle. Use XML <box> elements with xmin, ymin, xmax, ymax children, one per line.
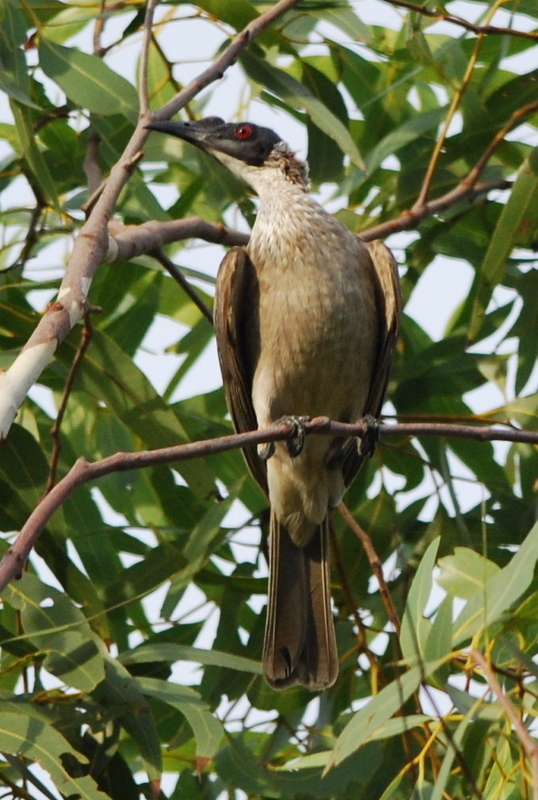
<box><xmin>342</xmin><ymin>239</ymin><xmax>401</xmax><ymax>486</ymax></box>
<box><xmin>213</xmin><ymin>247</ymin><xmax>268</xmax><ymax>494</ymax></box>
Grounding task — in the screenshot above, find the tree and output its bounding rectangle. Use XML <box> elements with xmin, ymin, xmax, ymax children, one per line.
<box><xmin>0</xmin><ymin>0</ymin><xmax>537</xmax><ymax>797</ymax></box>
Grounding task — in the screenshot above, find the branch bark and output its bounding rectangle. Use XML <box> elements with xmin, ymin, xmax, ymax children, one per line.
<box><xmin>0</xmin><ymin>0</ymin><xmax>302</xmax><ymax>443</ymax></box>
<box><xmin>0</xmin><ymin>416</ymin><xmax>536</xmax><ymax>593</ymax></box>
<box><xmin>382</xmin><ymin>0</ymin><xmax>538</xmax><ymax>41</ymax></box>
<box><xmin>105</xmin><ymin>217</ymin><xmax>249</xmax><ymax>262</ymax></box>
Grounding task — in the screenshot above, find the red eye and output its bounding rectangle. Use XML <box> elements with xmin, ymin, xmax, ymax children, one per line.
<box><xmin>235</xmin><ymin>124</ymin><xmax>253</xmax><ymax>139</ymax></box>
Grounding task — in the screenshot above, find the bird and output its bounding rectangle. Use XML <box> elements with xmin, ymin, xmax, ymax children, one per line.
<box><xmin>146</xmin><ymin>117</ymin><xmax>400</xmax><ymax>690</ymax></box>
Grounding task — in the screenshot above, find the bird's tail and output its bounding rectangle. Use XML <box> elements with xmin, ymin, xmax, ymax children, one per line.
<box><xmin>262</xmin><ymin>512</ymin><xmax>338</xmax><ymax>690</ymax></box>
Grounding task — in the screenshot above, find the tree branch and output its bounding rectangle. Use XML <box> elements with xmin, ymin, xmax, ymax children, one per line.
<box><xmin>361</xmin><ymin>179</ymin><xmax>511</xmax><ymax>241</ymax></box>
<box><xmin>413</xmin><ymin>28</ymin><xmax>486</xmax><ymax>210</ymax></box>
<box><xmin>382</xmin><ymin>0</ymin><xmax>538</xmax><ymax>41</ymax></box>
<box><xmin>46</xmin><ymin>313</ymin><xmax>95</xmax><ymax>493</ymax></box>
<box><xmin>152</xmin><ymin>248</ymin><xmax>214</xmax><ymax>325</ymax></box>
<box><xmin>0</xmin><ymin>0</ymin><xmax>302</xmax><ymax>444</ymax></box>
<box><xmin>1</xmin><ymin>416</ymin><xmax>536</xmax><ymax>593</ymax></box>
<box><xmin>338</xmin><ymin>501</ymin><xmax>401</xmax><ymax>635</ymax></box>
<box><xmin>105</xmin><ymin>217</ymin><xmax>249</xmax><ymax>262</ymax></box>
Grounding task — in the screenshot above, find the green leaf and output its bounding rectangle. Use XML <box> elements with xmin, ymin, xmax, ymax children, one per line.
<box><xmin>437</xmin><ymin>547</ymin><xmax>500</xmax><ymax>599</ymax></box>
<box><xmin>0</xmin><ymin>3</ymin><xmax>40</xmax><ymax>108</ymax></box>
<box><xmin>311</xmin><ymin>6</ymin><xmax>371</xmax><ymax>44</ymax></box>
<box><xmin>328</xmin><ymin>659</ymin><xmax>445</xmax><ymax>769</ymax></box>
<box><xmin>194</xmin><ymin>0</ymin><xmax>258</xmax><ymax>30</ymax></box>
<box><xmin>216</xmin><ymin>734</ymin><xmax>383</xmax><ymax>797</ymax></box>
<box><xmin>161</xmin><ymin>492</ymin><xmax>237</xmax><ymax>616</ymax></box>
<box><xmin>400</xmin><ymin>537</ymin><xmax>439</xmax><ymax>663</ymax></box>
<box><xmin>0</xmin><ymin>423</ymin><xmax>49</xmax><ymax>508</ymax></box>
<box><xmin>38</xmin><ymin>38</ymin><xmax>139</xmax><ymax>122</ymax></box>
<box><xmin>0</xmin><ymin>712</ymin><xmax>108</xmax><ymax>799</ymax></box>
<box><xmin>93</xmin><ymin>659</ymin><xmax>162</xmax><ymax>781</ymax></box>
<box><xmin>0</xmin><ymin>71</ymin><xmax>40</xmax><ymax>108</ymax></box>
<box><xmin>424</xmin><ymin>594</ymin><xmax>454</xmax><ymax>662</ymax></box>
<box><xmin>137</xmin><ymin>676</ymin><xmax>223</xmax><ymax>760</ymax></box>
<box><xmin>365</xmin><ymin>107</ymin><xmax>445</xmax><ymax>173</ymax></box>
<box><xmin>453</xmin><ymin>521</ymin><xmax>538</xmax><ymax>645</ymax></box>
<box><xmin>57</xmin><ymin>328</ymin><xmax>216</xmax><ymax>496</ymax></box>
<box><xmin>469</xmin><ymin>146</ymin><xmax>538</xmax><ymax>341</ymax></box>
<box><xmin>121</xmin><ymin>642</ymin><xmax>262</xmax><ymax>674</ymax></box>
<box><xmin>10</xmin><ymin>100</ymin><xmax>60</xmax><ymax>207</ymax></box>
<box><xmin>2</xmin><ymin>573</ymin><xmax>106</xmax><ymax>691</ymax></box>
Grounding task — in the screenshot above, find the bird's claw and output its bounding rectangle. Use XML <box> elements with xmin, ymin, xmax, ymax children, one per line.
<box><xmin>259</xmin><ymin>441</ymin><xmax>276</xmax><ymax>461</ymax></box>
<box><xmin>259</xmin><ymin>416</ymin><xmax>311</xmax><ymax>460</ymax></box>
<box><xmin>279</xmin><ymin>415</ymin><xmax>311</xmax><ymax>458</ymax></box>
<box><xmin>359</xmin><ymin>414</ymin><xmax>379</xmax><ymax>459</ymax></box>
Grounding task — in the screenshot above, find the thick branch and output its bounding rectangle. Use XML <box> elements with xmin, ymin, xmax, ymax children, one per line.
<box><xmin>0</xmin><ymin>0</ymin><xmax>302</xmax><ymax>443</ymax></box>
<box><xmin>106</xmin><ymin>217</ymin><xmax>249</xmax><ymax>262</ymax></box>
<box><xmin>0</xmin><ymin>416</ymin><xmax>536</xmax><ymax>593</ymax></box>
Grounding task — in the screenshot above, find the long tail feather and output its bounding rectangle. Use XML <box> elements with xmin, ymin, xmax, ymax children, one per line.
<box><xmin>263</xmin><ymin>513</ymin><xmax>338</xmax><ymax>690</ymax></box>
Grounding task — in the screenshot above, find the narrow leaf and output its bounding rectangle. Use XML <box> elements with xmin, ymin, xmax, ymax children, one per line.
<box><xmin>328</xmin><ymin>659</ymin><xmax>445</xmax><ymax>769</ymax></box>
<box><xmin>93</xmin><ymin>659</ymin><xmax>162</xmax><ymax>781</ymax></box>
<box><xmin>120</xmin><ymin>642</ymin><xmax>262</xmax><ymax>674</ymax></box>
<box><xmin>137</xmin><ymin>676</ymin><xmax>223</xmax><ymax>760</ymax></box>
<box><xmin>0</xmin><ymin>712</ymin><xmax>107</xmax><ymax>799</ymax></box>
<box><xmin>10</xmin><ymin>100</ymin><xmax>59</xmax><ymax>207</ymax></box>
<box><xmin>453</xmin><ymin>521</ymin><xmax>538</xmax><ymax>645</ymax></box>
<box><xmin>400</xmin><ymin>537</ymin><xmax>439</xmax><ymax>663</ymax></box>
<box><xmin>38</xmin><ymin>38</ymin><xmax>139</xmax><ymax>122</ymax></box>
<box><xmin>241</xmin><ymin>51</ymin><xmax>365</xmax><ymax>170</ymax></box>
<box><xmin>469</xmin><ymin>146</ymin><xmax>538</xmax><ymax>341</ymax></box>
<box><xmin>437</xmin><ymin>547</ymin><xmax>499</xmax><ymax>600</ymax></box>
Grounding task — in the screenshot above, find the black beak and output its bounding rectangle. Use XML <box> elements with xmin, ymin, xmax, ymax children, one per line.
<box><xmin>145</xmin><ymin>118</ymin><xmax>226</xmax><ymax>153</ymax></box>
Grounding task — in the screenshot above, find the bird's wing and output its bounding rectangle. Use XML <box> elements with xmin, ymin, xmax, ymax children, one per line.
<box><xmin>343</xmin><ymin>239</ymin><xmax>401</xmax><ymax>486</ymax></box>
<box><xmin>213</xmin><ymin>247</ymin><xmax>268</xmax><ymax>494</ymax></box>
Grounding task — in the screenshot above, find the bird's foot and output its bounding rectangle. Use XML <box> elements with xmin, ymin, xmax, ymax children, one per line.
<box><xmin>279</xmin><ymin>415</ymin><xmax>311</xmax><ymax>458</ymax></box>
<box><xmin>259</xmin><ymin>416</ymin><xmax>311</xmax><ymax>460</ymax></box>
<box><xmin>259</xmin><ymin>441</ymin><xmax>276</xmax><ymax>461</ymax></box>
<box><xmin>359</xmin><ymin>414</ymin><xmax>379</xmax><ymax>459</ymax></box>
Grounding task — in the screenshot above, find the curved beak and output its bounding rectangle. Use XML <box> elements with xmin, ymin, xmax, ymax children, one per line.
<box><xmin>145</xmin><ymin>118</ymin><xmax>226</xmax><ymax>154</ymax></box>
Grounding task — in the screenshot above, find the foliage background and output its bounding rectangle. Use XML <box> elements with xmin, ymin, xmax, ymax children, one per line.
<box><xmin>0</xmin><ymin>0</ymin><xmax>538</xmax><ymax>798</ymax></box>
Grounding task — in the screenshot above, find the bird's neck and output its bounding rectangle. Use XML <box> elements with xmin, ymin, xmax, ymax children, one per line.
<box><xmin>246</xmin><ymin>169</ymin><xmax>326</xmax><ymax>266</ymax></box>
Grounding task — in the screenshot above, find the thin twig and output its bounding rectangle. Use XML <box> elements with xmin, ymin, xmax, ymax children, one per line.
<box><xmin>329</xmin><ymin>523</ymin><xmax>380</xmax><ymax>677</ymax></box>
<box><xmin>473</xmin><ymin>649</ymin><xmax>538</xmax><ymax>800</ymax></box>
<box><xmin>414</xmin><ymin>23</ymin><xmax>487</xmax><ymax>210</ymax></box>
<box><xmin>152</xmin><ymin>249</ymin><xmax>213</xmax><ymax>324</ymax></box>
<box><xmin>465</xmin><ymin>99</ymin><xmax>538</xmax><ymax>188</ymax></box>
<box><xmin>156</xmin><ymin>0</ymin><xmax>303</xmax><ymax>121</ymax></box>
<box><xmin>383</xmin><ymin>0</ymin><xmax>538</xmax><ymax>41</ymax></box>
<box><xmin>337</xmin><ymin>501</ymin><xmax>401</xmax><ymax>635</ymax></box>
<box><xmin>139</xmin><ymin>0</ymin><xmax>159</xmax><ymax>116</ymax></box>
<box><xmin>46</xmin><ymin>313</ymin><xmax>95</xmax><ymax>493</ymax></box>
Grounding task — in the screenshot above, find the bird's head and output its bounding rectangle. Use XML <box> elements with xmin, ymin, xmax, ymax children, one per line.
<box><xmin>146</xmin><ymin>117</ymin><xmax>309</xmax><ymax>192</ymax></box>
